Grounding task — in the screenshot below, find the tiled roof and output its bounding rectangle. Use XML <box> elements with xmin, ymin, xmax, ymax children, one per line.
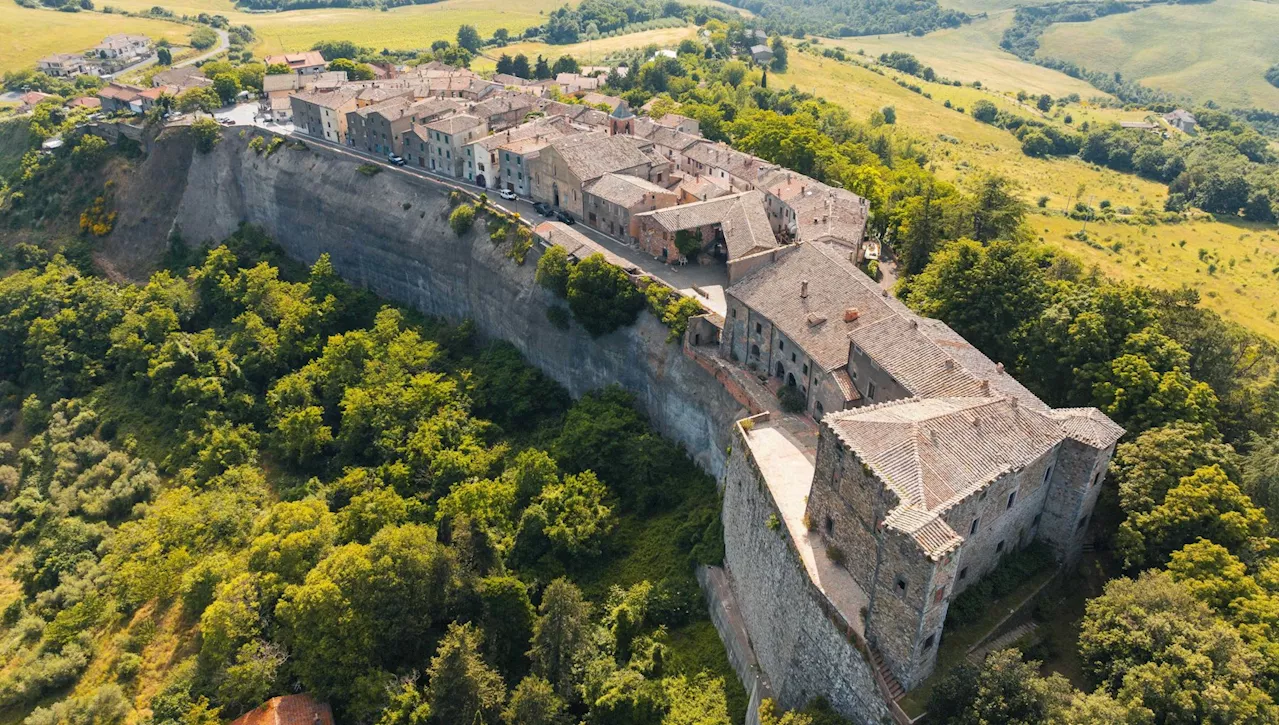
<box><xmin>266</xmin><ymin>51</ymin><xmax>325</xmax><ymax>68</ymax></box>
<box><xmin>470</xmin><ymin>93</ymin><xmax>539</xmax><ymax>120</ymax></box>
<box><xmin>584</xmin><ymin>172</ymin><xmax>675</xmax><ymax>208</ymax></box>
<box><xmin>263</xmin><ymin>74</ymin><xmax>300</xmax><ymax>93</ymax></box>
<box><xmin>641</xmin><ymin>125</ymin><xmax>702</xmax><ymax>153</ymax></box>
<box><xmin>424</xmin><ymin>113</ymin><xmax>482</xmax><ymax>135</ymax></box>
<box><xmin>97</xmin><ymin>83</ymin><xmax>143</xmax><ymax>101</ymax></box>
<box><xmin>684</xmin><ymin>141</ymin><xmax>777</xmax><ymax>185</ymax></box>
<box><xmin>827</xmin><ymin>396</ymin><xmax>1065</xmax><ymax>539</ymax></box>
<box><xmin>291</xmin><ymin>88</ymin><xmax>359</xmax><ymax>110</ymax></box>
<box><xmin>1047</xmin><ymin>408</ymin><xmax>1125</xmax><ymax>448</ymax></box>
<box><xmin>229</xmin><ymin>694</ymin><xmax>333</xmax><ymax>725</ymax></box>
<box><xmin>548</xmin><ymin>132</ymin><xmax>651</xmax><ymax>182</ymax></box>
<box><xmin>634</xmin><ymin>190</ymin><xmax>776</xmax><ymax>261</ymax></box>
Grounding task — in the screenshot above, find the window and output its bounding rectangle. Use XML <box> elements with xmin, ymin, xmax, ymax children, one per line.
<box><xmin>970</xmin><ymin>518</ymin><xmax>979</xmax><ymax>535</ymax></box>
<box><xmin>996</xmin><ymin>540</ymin><xmax>1005</xmax><ymax>553</ymax></box>
<box><xmin>1043</xmin><ymin>466</ymin><xmax>1053</xmax><ymax>484</ymax></box>
<box><xmin>1006</xmin><ymin>491</ymin><xmax>1017</xmax><ymax>510</ymax></box>
<box><xmin>1091</xmin><ymin>471</ymin><xmax>1102</xmax><ymax>487</ymax></box>
<box><xmin>895</xmin><ymin>576</ymin><xmax>907</xmax><ymax>595</ymax></box>
<box><xmin>755</xmin><ymin>323</ymin><xmax>762</xmax><ymax>334</ymax></box>
<box><xmin>867</xmin><ymin>381</ymin><xmax>877</xmax><ymax>400</ymax></box>
<box><xmin>922</xmin><ymin>634</ymin><xmax>936</xmax><ymax>651</ymax></box>
<box><xmin>824</xmin><ymin>516</ymin><xmax>834</xmax><ymax>536</ymax></box>
<box><xmin>791</xmin><ymin>353</ymin><xmax>797</xmax><ymax>363</ymax></box>
<box><xmin>731</xmin><ymin>309</ymin><xmax>737</xmax><ymax>318</ymax></box>
<box><xmin>779</xmin><ymin>340</ymin><xmax>785</xmax><ymax>350</ymax></box>
<box><xmin>802</xmin><ymin>364</ymin><xmax>808</xmax><ymax>375</ymax></box>
<box><xmin>958</xmin><ymin>567</ymin><xmax>968</xmax><ymax>580</ymax></box>
<box><xmin>1077</xmin><ymin>516</ymin><xmax>1089</xmax><ymax>530</ymax></box>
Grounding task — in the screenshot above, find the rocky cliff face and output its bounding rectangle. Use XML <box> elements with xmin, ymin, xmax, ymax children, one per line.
<box><xmin>112</xmin><ymin>129</ymin><xmax>745</xmax><ymax>476</ymax></box>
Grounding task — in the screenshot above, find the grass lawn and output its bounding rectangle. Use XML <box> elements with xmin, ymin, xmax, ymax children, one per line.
<box><xmin>1037</xmin><ymin>0</ymin><xmax>1280</xmax><ymax>112</ymax></box>
<box><xmin>826</xmin><ymin>14</ymin><xmax>1104</xmax><ymax>98</ymax></box>
<box><xmin>0</xmin><ymin>4</ymin><xmax>193</xmax><ymax>76</ymax></box>
<box><xmin>1032</xmin><ymin>212</ymin><xmax>1279</xmax><ymax>339</ymax></box>
<box><xmin>473</xmin><ymin>25</ymin><xmax>700</xmax><ymax>71</ymax></box>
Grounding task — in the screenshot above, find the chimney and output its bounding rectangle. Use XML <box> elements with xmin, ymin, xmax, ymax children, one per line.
<box><xmin>944</xmin><ymin>359</ymin><xmax>954</xmax><ymax>371</ymax></box>
<box><xmin>1010</xmin><ymin>396</ymin><xmax>1019</xmax><ymax>409</ymax></box>
<box><xmin>980</xmin><ymin>380</ymin><xmax>990</xmax><ymax>395</ymax></box>
<box><xmin>910</xmin><ymin>319</ymin><xmax>918</xmax><ymax>329</ymax></box>
<box><xmin>800</xmin><ymin>280</ymin><xmax>809</xmax><ymax>298</ymax></box>
<box><xmin>844</xmin><ymin>307</ymin><xmax>860</xmax><ymax>322</ymax></box>
<box><xmin>996</xmin><ymin>362</ymin><xmax>1005</xmax><ymax>374</ymax></box>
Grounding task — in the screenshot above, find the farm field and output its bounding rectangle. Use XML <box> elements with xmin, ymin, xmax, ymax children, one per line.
<box><xmin>0</xmin><ymin>4</ymin><xmax>192</xmax><ymax>75</ymax></box>
<box><xmin>827</xmin><ymin>14</ymin><xmax>1104</xmax><ymax>98</ymax></box>
<box><xmin>1037</xmin><ymin>0</ymin><xmax>1279</xmax><ymax>111</ymax></box>
<box><xmin>472</xmin><ymin>25</ymin><xmax>700</xmax><ymax>71</ymax></box>
<box><xmin>775</xmin><ymin>51</ymin><xmax>1279</xmax><ymax>338</ymax></box>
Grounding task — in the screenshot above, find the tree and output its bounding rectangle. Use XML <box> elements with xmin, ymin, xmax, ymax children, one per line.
<box><xmin>537</xmin><ymin>470</ymin><xmax>613</xmax><ymax>556</ymax></box>
<box><xmin>495</xmin><ymin>54</ymin><xmax>514</xmax><ymax>76</ymax></box>
<box><xmin>1110</xmin><ymin>422</ymin><xmax>1240</xmax><ymax>516</ymax></box>
<box><xmin>1091</xmin><ymin>329</ymin><xmax>1219</xmax><ymax>431</ymax></box>
<box><xmin>880</xmin><ymin>105</ymin><xmax>895</xmax><ymax>124</ymax></box>
<box><xmin>1116</xmin><ymin>465</ymin><xmax>1274</xmax><ymax>568</ymax></box>
<box><xmin>966</xmin><ymin>174</ymin><xmax>1027</xmax><ymax>243</ymax></box>
<box><xmin>928</xmin><ymin>649</ymin><xmax>1073</xmax><ymax>724</ymax></box>
<box><xmin>905</xmin><ymin>239</ymin><xmax>1047</xmax><ymax>367</ymax></box>
<box><xmin>157</xmin><ymin>46</ymin><xmax>172</xmax><ymax>65</ymax></box>
<box><xmin>503</xmin><ymin>676</ymin><xmax>567</xmax><ymax>725</ymax></box>
<box><xmin>529</xmin><ymin>578</ymin><xmax>593</xmax><ymax>700</ymax></box>
<box><xmin>178</xmin><ymin>86</ymin><xmax>221</xmax><ymax>114</ymax></box>
<box><xmin>71</xmin><ymin>134</ymin><xmax>108</xmax><ymax>170</ymax></box>
<box><xmin>492</xmin><ymin>28</ymin><xmax>510</xmax><ymax>46</ymax></box>
<box><xmin>971</xmin><ymin>99</ymin><xmax>998</xmax><ymax>123</ymax></box>
<box><xmin>1036</xmin><ymin>94</ymin><xmax>1052</xmax><ymax>112</ymax></box>
<box><xmin>1020</xmin><ymin>130</ymin><xmax>1053</xmax><ymax>157</ymax></box>
<box><xmin>266</xmin><ymin>62</ymin><xmax>291</xmax><ymax>74</ymax></box>
<box><xmin>721</xmin><ymin>61</ymin><xmax>747</xmax><ymax>88</ymax></box>
<box><xmin>212</xmin><ymin>73</ymin><xmax>240</xmax><ymax>106</ymax></box>
<box><xmin>534</xmin><ymin>55</ymin><xmax>551</xmax><ymax>80</ymax></box>
<box><xmin>1079</xmin><ymin>571</ymin><xmax>1275</xmax><ymax>722</ymax></box>
<box><xmin>769</xmin><ymin>36</ymin><xmax>788</xmax><ymax>71</ymax></box>
<box><xmin>312</xmin><ymin>39</ymin><xmax>362</xmax><ymax>60</ymax></box>
<box><xmin>457</xmin><ymin>24</ymin><xmax>482</xmax><ymax>52</ymax></box>
<box><xmin>190</xmin><ymin>27</ymin><xmax>218</xmax><ymax>50</ymax></box>
<box><xmin>190</xmin><ymin>117</ymin><xmax>221</xmax><ymax>153</ymax></box>
<box><xmin>1240</xmin><ymin>432</ymin><xmax>1278</xmax><ymax>534</ymax></box>
<box><xmin>535</xmin><ymin>246</ymin><xmax>572</xmax><ymax>298</ymax></box>
<box><xmin>512</xmin><ymin>54</ymin><xmax>532</xmax><ymax>79</ymax></box>
<box><xmin>551</xmin><ymin>56</ymin><xmax>579</xmax><ymax>75</ymax></box>
<box><xmin>478</xmin><ymin>576</ymin><xmax>536</xmax><ymax>683</ymax></box>
<box><xmin>565</xmin><ymin>254</ymin><xmax>645</xmax><ymax>337</ymax></box>
<box><xmin>426</xmin><ymin>623</ymin><xmax>506</xmax><ymax>725</ymax></box>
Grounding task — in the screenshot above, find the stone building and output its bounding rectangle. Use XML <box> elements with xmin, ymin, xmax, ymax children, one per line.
<box><xmin>632</xmin><ymin>190</ymin><xmax>777</xmax><ymax>277</ymax></box>
<box><xmin>529</xmin><ymin>133</ymin><xmax>653</xmax><ymax>218</ymax></box>
<box><xmin>291</xmin><ymin>89</ymin><xmax>359</xmax><ymax>145</ymax></box>
<box><xmin>715</xmin><ymin>240</ymin><xmax>1124</xmax><ymax>698</ymax></box>
<box><xmin>423</xmin><ymin>114</ymin><xmax>487</xmax><ymax>177</ymax></box>
<box><xmin>582</xmin><ymin>172</ymin><xmax>678</xmax><ymax>241</ymax></box>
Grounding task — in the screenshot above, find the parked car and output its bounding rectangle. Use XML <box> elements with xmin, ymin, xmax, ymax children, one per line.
<box><xmin>388</xmin><ymin>154</ymin><xmax>406</xmax><ymax>166</ymax></box>
<box><xmin>498</xmin><ymin>188</ymin><xmax>517</xmax><ymax>201</ymax></box>
<box><xmin>533</xmin><ymin>201</ymin><xmax>552</xmax><ymax>216</ymax></box>
<box><xmin>555</xmin><ymin>210</ymin><xmax>576</xmax><ymax>225</ymax></box>
<box><xmin>217</xmin><ymin>117</ymin><xmax>235</xmax><ymax>126</ymax></box>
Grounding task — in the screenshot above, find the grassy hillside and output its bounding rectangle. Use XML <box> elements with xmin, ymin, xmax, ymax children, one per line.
<box><xmin>0</xmin><ymin>4</ymin><xmax>192</xmax><ymax>75</ymax></box>
<box><xmin>776</xmin><ymin>50</ymin><xmax>1279</xmax><ymax>338</ymax></box>
<box><xmin>1037</xmin><ymin>0</ymin><xmax>1279</xmax><ymax>111</ymax></box>
<box><xmin>827</xmin><ymin>14</ymin><xmax>1104</xmax><ymax>97</ymax></box>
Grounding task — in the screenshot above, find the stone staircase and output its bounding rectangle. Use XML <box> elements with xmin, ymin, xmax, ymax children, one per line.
<box><xmin>869</xmin><ymin>647</ymin><xmax>906</xmax><ymax>701</ymax></box>
<box><xmin>966</xmin><ymin>622</ymin><xmax>1039</xmax><ymax>665</ymax></box>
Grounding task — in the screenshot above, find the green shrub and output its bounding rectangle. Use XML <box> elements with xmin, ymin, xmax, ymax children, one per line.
<box><xmin>449</xmin><ymin>203</ymin><xmax>476</xmax><ymax>236</ymax></box>
<box><xmin>248</xmin><ymin>136</ymin><xmax>265</xmax><ymax>154</ymax></box>
<box><xmin>546</xmin><ymin>305</ymin><xmax>571</xmax><ymax>330</ymax></box>
<box><xmin>777</xmin><ymin>385</ymin><xmax>806</xmax><ymax>413</ymax></box>
<box><xmin>565</xmin><ymin>254</ymin><xmax>644</xmax><ymax>337</ymax></box>
<box><xmin>115</xmin><ymin>653</ymin><xmax>142</xmax><ymax>680</ymax></box>
<box><xmin>190</xmin><ymin>118</ymin><xmax>221</xmax><ymax>154</ymax></box>
<box><xmin>356</xmin><ymin>163</ymin><xmax>381</xmax><ymax>177</ymax></box>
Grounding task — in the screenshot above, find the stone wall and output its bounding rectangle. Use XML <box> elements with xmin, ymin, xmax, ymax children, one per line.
<box><xmin>146</xmin><ymin>130</ymin><xmax>746</xmax><ymax>478</ymax></box>
<box><xmin>722</xmin><ymin>429</ymin><xmax>892</xmax><ymax>724</ymax></box>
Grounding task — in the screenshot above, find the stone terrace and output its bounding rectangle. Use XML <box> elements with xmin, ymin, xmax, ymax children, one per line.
<box><xmin>738</xmin><ymin>415</ymin><xmax>870</xmax><ymax>634</ymax></box>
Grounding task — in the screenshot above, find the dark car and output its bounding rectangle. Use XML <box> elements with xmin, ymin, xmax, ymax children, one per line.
<box><xmin>533</xmin><ymin>201</ymin><xmax>552</xmax><ymax>216</ymax></box>
<box><xmin>555</xmin><ymin>210</ymin><xmax>576</xmax><ymax>225</ymax></box>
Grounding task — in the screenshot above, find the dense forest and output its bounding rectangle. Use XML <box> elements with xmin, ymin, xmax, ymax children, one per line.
<box><xmin>715</xmin><ymin>0</ymin><xmax>968</xmax><ymax>38</ymax></box>
<box><xmin>0</xmin><ymin>218</ymin><xmax>756</xmax><ymax>724</ymax></box>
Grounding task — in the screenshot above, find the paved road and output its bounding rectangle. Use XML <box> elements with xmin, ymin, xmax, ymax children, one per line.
<box><xmin>105</xmin><ymin>28</ymin><xmax>229</xmax><ymax>80</ymax></box>
<box><xmin>223</xmin><ymin>105</ymin><xmax>730</xmax><ymax>311</ymax></box>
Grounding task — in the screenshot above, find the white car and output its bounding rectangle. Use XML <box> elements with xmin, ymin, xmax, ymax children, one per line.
<box><xmin>498</xmin><ymin>188</ymin><xmax>517</xmax><ymax>201</ymax></box>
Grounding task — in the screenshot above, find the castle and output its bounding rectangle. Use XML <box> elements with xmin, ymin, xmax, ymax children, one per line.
<box><xmin>699</xmin><ymin>240</ymin><xmax>1123</xmax><ymax>716</ymax></box>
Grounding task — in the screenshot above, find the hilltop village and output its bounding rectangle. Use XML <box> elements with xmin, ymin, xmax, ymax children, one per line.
<box><xmin>211</xmin><ymin>58</ymin><xmax>1133</xmax><ymax>720</ymax></box>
